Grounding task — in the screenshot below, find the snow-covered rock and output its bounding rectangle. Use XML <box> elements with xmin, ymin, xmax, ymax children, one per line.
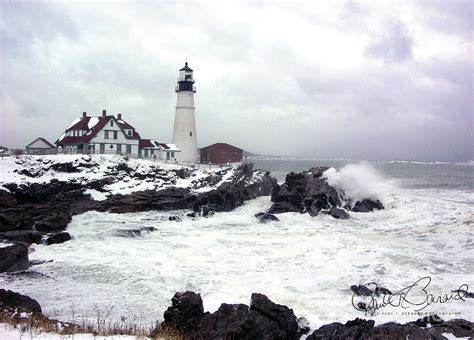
<box><xmin>0</xmin><ymin>155</ymin><xmax>277</xmax><ymax>254</ymax></box>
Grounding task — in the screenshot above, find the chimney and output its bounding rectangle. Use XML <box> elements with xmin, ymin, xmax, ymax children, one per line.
<box><xmin>102</xmin><ymin>109</ymin><xmax>106</xmax><ymax>117</ymax></box>
<box><xmin>117</xmin><ymin>113</ymin><xmax>122</xmax><ymax>120</ymax></box>
<box><xmin>82</xmin><ymin>112</ymin><xmax>87</xmax><ymax>118</ymax></box>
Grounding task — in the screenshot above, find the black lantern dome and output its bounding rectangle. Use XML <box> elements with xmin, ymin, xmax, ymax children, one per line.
<box><xmin>176</xmin><ymin>62</ymin><xmax>196</xmax><ymax>92</ymax></box>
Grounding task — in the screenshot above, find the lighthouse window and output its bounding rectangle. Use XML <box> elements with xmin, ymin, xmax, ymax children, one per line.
<box><xmin>190</xmin><ymin>132</ymin><xmax>192</xmax><ymax>137</ymax></box>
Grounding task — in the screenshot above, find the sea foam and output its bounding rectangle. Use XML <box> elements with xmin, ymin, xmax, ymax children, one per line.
<box><xmin>323</xmin><ymin>162</ymin><xmax>397</xmax><ymax>205</ymax></box>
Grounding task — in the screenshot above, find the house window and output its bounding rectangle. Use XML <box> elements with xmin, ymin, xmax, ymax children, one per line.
<box><xmin>110</xmin><ymin>145</ymin><xmax>113</xmax><ymax>149</ymax></box>
<box><xmin>189</xmin><ymin>131</ymin><xmax>192</xmax><ymax>137</ymax></box>
<box><xmin>104</xmin><ymin>131</ymin><xmax>109</xmax><ymax>139</ymax></box>
<box><xmin>113</xmin><ymin>131</ymin><xmax>118</xmax><ymax>139</ymax></box>
<box><xmin>128</xmin><ymin>130</ymin><xmax>132</xmax><ymax>136</ymax></box>
<box><xmin>171</xmin><ymin>151</ymin><xmax>175</xmax><ymax>158</ymax></box>
<box><xmin>111</xmin><ymin>120</ymin><xmax>114</xmax><ymax>127</ymax></box>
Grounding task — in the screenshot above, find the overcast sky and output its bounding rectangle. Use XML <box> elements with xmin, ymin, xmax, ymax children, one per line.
<box><xmin>0</xmin><ymin>0</ymin><xmax>472</xmax><ymax>161</ymax></box>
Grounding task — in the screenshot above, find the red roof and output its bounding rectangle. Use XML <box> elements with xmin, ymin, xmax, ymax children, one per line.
<box><xmin>68</xmin><ymin>117</ymin><xmax>91</xmax><ymax>131</ymax></box>
<box><xmin>139</xmin><ymin>139</ymin><xmax>160</xmax><ymax>148</ymax></box>
<box><xmin>200</xmin><ymin>143</ymin><xmax>243</xmax><ymax>152</ymax></box>
<box><xmin>57</xmin><ymin>115</ymin><xmax>140</xmax><ymax>145</ymax></box>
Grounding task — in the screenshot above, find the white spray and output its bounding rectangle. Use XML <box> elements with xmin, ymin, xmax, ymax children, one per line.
<box><xmin>323</xmin><ymin>162</ymin><xmax>397</xmax><ymax>206</ymax></box>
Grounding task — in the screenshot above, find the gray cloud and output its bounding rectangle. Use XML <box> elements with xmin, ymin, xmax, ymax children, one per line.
<box><xmin>366</xmin><ymin>20</ymin><xmax>413</xmax><ymax>62</ymax></box>
<box><xmin>0</xmin><ymin>0</ymin><xmax>472</xmax><ymax>161</ymax></box>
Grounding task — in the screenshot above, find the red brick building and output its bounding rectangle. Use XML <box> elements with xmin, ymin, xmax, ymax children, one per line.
<box><xmin>200</xmin><ymin>143</ymin><xmax>243</xmax><ymax>164</ymax></box>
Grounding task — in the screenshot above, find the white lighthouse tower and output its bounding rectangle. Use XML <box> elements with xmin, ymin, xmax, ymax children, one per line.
<box><xmin>172</xmin><ymin>62</ymin><xmax>198</xmax><ymax>163</ymax></box>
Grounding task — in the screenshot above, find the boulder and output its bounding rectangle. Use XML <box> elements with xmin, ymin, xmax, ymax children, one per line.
<box><xmin>162</xmin><ymin>291</ymin><xmax>205</xmax><ymax>333</ymax></box>
<box><xmin>198</xmin><ymin>303</ymin><xmax>285</xmax><ymax>340</ymax></box>
<box><xmin>0</xmin><ymin>242</ymin><xmax>29</xmax><ymax>272</ymax></box>
<box><xmin>255</xmin><ymin>212</ymin><xmax>280</xmax><ymax>223</ymax></box>
<box><xmin>352</xmin><ymin>199</ymin><xmax>384</xmax><ymax>213</ymax></box>
<box><xmin>330</xmin><ymin>207</ymin><xmax>350</xmax><ymax>219</ymax></box>
<box><xmin>0</xmin><ymin>289</ymin><xmax>42</xmax><ymax>313</ymax></box>
<box><xmin>249</xmin><ymin>293</ymin><xmax>299</xmax><ymax>338</ymax></box>
<box><xmin>43</xmin><ymin>232</ymin><xmax>72</xmax><ymax>245</ymax></box>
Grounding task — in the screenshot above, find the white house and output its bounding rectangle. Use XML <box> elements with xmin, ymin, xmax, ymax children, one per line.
<box><xmin>56</xmin><ymin>110</ymin><xmax>179</xmax><ymax>159</ymax></box>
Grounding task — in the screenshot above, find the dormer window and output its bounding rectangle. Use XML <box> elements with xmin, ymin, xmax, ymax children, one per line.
<box><xmin>128</xmin><ymin>130</ymin><xmax>132</xmax><ymax>136</ymax></box>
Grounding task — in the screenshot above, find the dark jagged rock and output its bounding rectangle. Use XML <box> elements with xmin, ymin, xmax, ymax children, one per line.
<box><xmin>162</xmin><ymin>291</ymin><xmax>205</xmax><ymax>333</ymax></box>
<box><xmin>198</xmin><ymin>303</ymin><xmax>285</xmax><ymax>339</ymax></box>
<box><xmin>0</xmin><ymin>242</ymin><xmax>29</xmax><ymax>272</ymax></box>
<box><xmin>0</xmin><ymin>230</ymin><xmax>43</xmax><ymax>244</ymax></box>
<box><xmin>330</xmin><ymin>207</ymin><xmax>350</xmax><ymax>219</ymax></box>
<box><xmin>255</xmin><ymin>212</ymin><xmax>280</xmax><ymax>223</ymax></box>
<box><xmin>269</xmin><ymin>167</ymin><xmax>383</xmax><ymax>219</ymax></box>
<box><xmin>249</xmin><ymin>293</ymin><xmax>300</xmax><ymax>338</ymax></box>
<box><xmin>351</xmin><ymin>285</ymin><xmax>373</xmax><ymax>297</ymax></box>
<box><xmin>172</xmin><ymin>168</ymin><xmax>192</xmax><ymax>179</ymax></box>
<box><xmin>0</xmin><ymin>289</ymin><xmax>42</xmax><ymax>313</ymax></box>
<box><xmin>160</xmin><ymin>292</ymin><xmax>307</xmax><ymax>339</ymax></box>
<box><xmin>49</xmin><ymin>162</ymin><xmax>81</xmax><ymax>173</ymax></box>
<box><xmin>351</xmin><ymin>284</ymin><xmax>392</xmax><ymax>297</ymax></box>
<box><xmin>35</xmin><ymin>212</ymin><xmax>71</xmax><ymax>232</ymax></box>
<box><xmin>104</xmin><ymin>187</ymin><xmax>195</xmax><ymax>214</ymax></box>
<box><xmin>297</xmin><ymin>317</ymin><xmax>311</xmax><ymax>337</ymax></box>
<box><xmin>352</xmin><ymin>199</ymin><xmax>384</xmax><ymax>213</ymax></box>
<box><xmin>168</xmin><ymin>215</ymin><xmax>182</xmax><ymax>221</ymax></box>
<box><xmin>307</xmin><ymin>316</ymin><xmax>474</xmax><ymax>339</ymax></box>
<box><xmin>43</xmin><ymin>232</ymin><xmax>71</xmax><ymax>245</ymax></box>
<box><xmin>308</xmin><ymin>318</ymin><xmax>375</xmax><ymax>339</ymax></box>
<box><xmin>429</xmin><ymin>318</ymin><xmax>474</xmax><ymax>338</ymax></box>
<box><xmin>374</xmin><ymin>287</ymin><xmax>392</xmax><ymax>296</ymax></box>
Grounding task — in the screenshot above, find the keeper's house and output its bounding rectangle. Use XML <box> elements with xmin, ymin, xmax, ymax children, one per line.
<box><xmin>200</xmin><ymin>143</ymin><xmax>243</xmax><ymax>164</ymax></box>
<box><xmin>56</xmin><ymin>110</ymin><xmax>179</xmax><ymax>159</ymax></box>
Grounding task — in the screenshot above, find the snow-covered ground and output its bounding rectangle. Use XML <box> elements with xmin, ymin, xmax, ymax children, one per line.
<box><xmin>0</xmin><ymin>154</ymin><xmax>247</xmax><ymax>197</ymax></box>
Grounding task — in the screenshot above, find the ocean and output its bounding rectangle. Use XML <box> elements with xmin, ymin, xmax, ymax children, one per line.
<box><xmin>1</xmin><ymin>159</ymin><xmax>473</xmax><ymax>330</ymax></box>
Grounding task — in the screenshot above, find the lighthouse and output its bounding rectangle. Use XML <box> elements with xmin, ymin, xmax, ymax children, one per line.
<box><xmin>172</xmin><ymin>62</ymin><xmax>198</xmax><ymax>163</ymax></box>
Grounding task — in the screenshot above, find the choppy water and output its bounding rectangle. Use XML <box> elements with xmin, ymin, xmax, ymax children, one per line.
<box><xmin>1</xmin><ymin>160</ymin><xmax>473</xmax><ymax>330</ymax></box>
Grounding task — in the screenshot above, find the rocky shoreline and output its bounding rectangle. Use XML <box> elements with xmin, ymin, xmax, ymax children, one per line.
<box><xmin>0</xmin><ymin>156</ymin><xmax>277</xmax><ymax>271</ymax></box>
<box><xmin>0</xmin><ymin>156</ymin><xmax>383</xmax><ymax>272</ymax></box>
<box><xmin>3</xmin><ymin>155</ymin><xmax>468</xmax><ymax>339</ymax></box>
<box><xmin>1</xmin><ymin>289</ymin><xmax>473</xmax><ymax>339</ymax></box>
